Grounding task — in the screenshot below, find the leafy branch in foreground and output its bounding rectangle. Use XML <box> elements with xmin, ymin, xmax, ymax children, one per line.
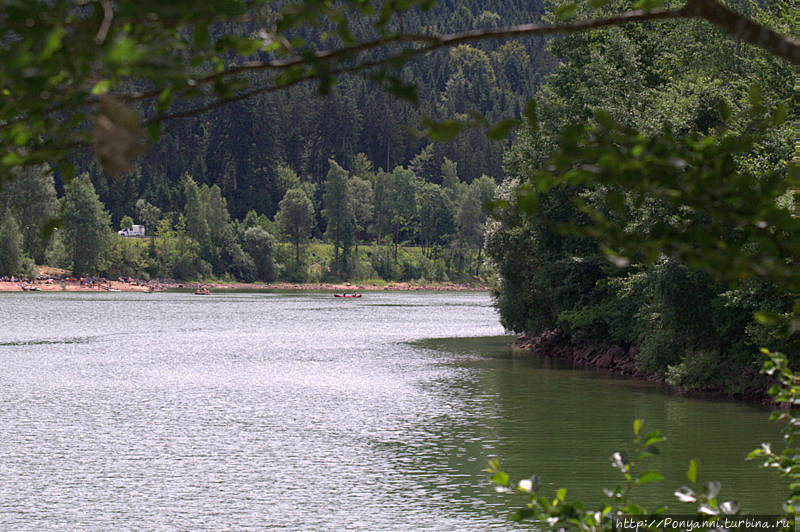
<box><xmin>489</xmin><ymin>350</ymin><xmax>799</xmax><ymax>529</ymax></box>
<box><xmin>504</xmin><ymin>100</ymin><xmax>798</xmax><ymax>293</ymax></box>
<box><xmin>748</xmin><ymin>349</ymin><xmax>800</xmax><ymax>514</ymax></box>
<box><xmin>0</xmin><ymin>0</ymin><xmax>796</xmax><ymax>181</ymax></box>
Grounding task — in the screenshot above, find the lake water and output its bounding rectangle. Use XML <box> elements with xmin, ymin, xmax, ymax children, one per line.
<box><xmin>0</xmin><ymin>291</ymin><xmax>785</xmax><ymax>529</ymax></box>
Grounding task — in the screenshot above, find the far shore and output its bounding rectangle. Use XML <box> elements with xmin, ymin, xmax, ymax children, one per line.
<box><xmin>0</xmin><ymin>278</ymin><xmax>488</xmax><ymax>293</ymax></box>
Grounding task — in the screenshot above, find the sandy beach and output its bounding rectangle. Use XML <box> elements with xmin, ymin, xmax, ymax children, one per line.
<box><xmin>0</xmin><ymin>277</ymin><xmax>488</xmax><ymax>293</ymax></box>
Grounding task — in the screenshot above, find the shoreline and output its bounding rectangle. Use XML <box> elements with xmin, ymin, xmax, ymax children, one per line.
<box><xmin>0</xmin><ymin>279</ymin><xmax>489</xmax><ymax>293</ymax></box>
<box><xmin>513</xmin><ymin>329</ymin><xmax>772</xmax><ymax>405</ymax></box>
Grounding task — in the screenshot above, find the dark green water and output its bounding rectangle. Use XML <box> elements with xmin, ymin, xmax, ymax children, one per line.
<box><xmin>0</xmin><ymin>292</ymin><xmax>784</xmax><ymax>529</ymax></box>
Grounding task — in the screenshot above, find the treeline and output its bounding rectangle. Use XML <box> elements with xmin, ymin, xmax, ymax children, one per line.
<box><xmin>0</xmin><ymin>156</ymin><xmax>495</xmax><ymax>284</ymax></box>
<box><xmin>79</xmin><ymin>0</ymin><xmax>550</xmax><ymax>225</ymax></box>
<box><xmin>2</xmin><ymin>0</ymin><xmax>539</xmax><ymax>283</ymax></box>
<box><xmin>486</xmin><ymin>0</ymin><xmax>797</xmax><ymax>394</ymax></box>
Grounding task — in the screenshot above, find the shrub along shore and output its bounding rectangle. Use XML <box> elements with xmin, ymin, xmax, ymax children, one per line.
<box><xmin>513</xmin><ymin>329</ymin><xmax>773</xmax><ymax>403</ymax></box>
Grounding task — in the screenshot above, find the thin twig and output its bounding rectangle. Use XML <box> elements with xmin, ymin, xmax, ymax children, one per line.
<box><xmin>94</xmin><ymin>0</ymin><xmax>113</xmax><ymax>45</ymax></box>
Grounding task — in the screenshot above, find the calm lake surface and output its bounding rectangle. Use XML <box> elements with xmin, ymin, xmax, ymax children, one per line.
<box><xmin>0</xmin><ymin>291</ymin><xmax>784</xmax><ymax>529</ymax></box>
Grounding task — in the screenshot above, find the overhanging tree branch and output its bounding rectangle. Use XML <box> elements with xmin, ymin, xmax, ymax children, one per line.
<box><xmin>2</xmin><ymin>0</ymin><xmax>796</xmax><ymax>178</ymax></box>
<box><xmin>123</xmin><ymin>0</ymin><xmax>798</xmax><ymax>113</ymax></box>
<box><xmin>144</xmin><ymin>0</ymin><xmax>797</xmax><ymax>126</ymax></box>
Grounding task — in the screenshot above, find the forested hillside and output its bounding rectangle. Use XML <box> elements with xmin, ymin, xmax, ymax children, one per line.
<box><xmin>83</xmin><ymin>0</ymin><xmax>550</xmax><ymax>224</ymax></box>
<box><xmin>2</xmin><ymin>1</ymin><xmax>548</xmax><ymax>284</ymax></box>
<box><xmin>486</xmin><ymin>0</ymin><xmax>797</xmax><ymax>394</ymax></box>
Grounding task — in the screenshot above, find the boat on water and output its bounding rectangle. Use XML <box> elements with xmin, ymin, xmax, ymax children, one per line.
<box><xmin>195</xmin><ymin>287</ymin><xmax>210</xmax><ymax>295</ymax></box>
<box><xmin>334</xmin><ymin>293</ymin><xmax>361</xmax><ymax>298</ymax></box>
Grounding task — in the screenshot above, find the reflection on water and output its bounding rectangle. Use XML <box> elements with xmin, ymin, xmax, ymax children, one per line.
<box><xmin>0</xmin><ymin>292</ymin><xmax>784</xmax><ymax>529</ymax></box>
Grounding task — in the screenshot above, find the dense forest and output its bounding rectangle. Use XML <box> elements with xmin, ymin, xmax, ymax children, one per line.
<box><xmin>85</xmin><ymin>0</ymin><xmax>551</xmax><ymax>223</ymax></box>
<box><xmin>486</xmin><ymin>0</ymin><xmax>797</xmax><ymax>393</ymax></box>
<box><xmin>1</xmin><ymin>1</ymin><xmax>550</xmax><ymax>284</ymax></box>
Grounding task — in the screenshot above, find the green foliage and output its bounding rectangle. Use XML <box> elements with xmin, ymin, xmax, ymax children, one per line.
<box><xmin>60</xmin><ymin>174</ymin><xmax>113</xmax><ymax>276</ymax></box>
<box><xmin>120</xmin><ymin>215</ymin><xmax>134</xmax><ymax>231</ymax></box>
<box><xmin>103</xmin><ymin>236</ymin><xmax>150</xmax><ymax>279</ymax></box>
<box><xmin>135</xmin><ymin>198</ymin><xmax>162</xmax><ymax>236</ymax></box>
<box><xmin>243</xmin><ymin>226</ymin><xmax>277</xmax><ymax>282</ymax></box>
<box><xmin>489</xmin><ymin>0</ymin><xmax>797</xmax><ymax>394</ymax></box>
<box><xmin>0</xmin><ymin>165</ymin><xmax>59</xmax><ymax>264</ymax></box>
<box><xmin>276</xmin><ymin>187</ymin><xmax>316</xmax><ymax>264</ymax></box>
<box><xmin>323</xmin><ymin>159</ymin><xmax>355</xmax><ymax>273</ymax></box>
<box><xmin>521</xmin><ymin>111</ymin><xmax>798</xmax><ymax>292</ymax></box>
<box><xmin>0</xmin><ymin>213</ymin><xmax>26</xmax><ymax>277</ymax></box>
<box><xmin>749</xmin><ymin>350</ymin><xmax>800</xmax><ymax>514</ymax></box>
<box><xmin>389</xmin><ymin>166</ymin><xmax>420</xmax><ymax>259</ymax></box>
<box><xmin>488</xmin><ymin>350</ymin><xmax>800</xmax><ymax>528</ymax></box>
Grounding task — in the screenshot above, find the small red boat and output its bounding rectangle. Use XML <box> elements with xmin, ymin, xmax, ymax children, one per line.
<box><xmin>334</xmin><ymin>293</ymin><xmax>361</xmax><ymax>298</ymax></box>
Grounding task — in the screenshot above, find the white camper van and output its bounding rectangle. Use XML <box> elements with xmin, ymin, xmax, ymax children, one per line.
<box><xmin>118</xmin><ymin>225</ymin><xmax>146</xmax><ymax>237</ymax></box>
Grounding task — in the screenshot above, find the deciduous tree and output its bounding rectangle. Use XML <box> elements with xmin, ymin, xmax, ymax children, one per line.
<box><xmin>276</xmin><ymin>187</ymin><xmax>315</xmax><ymax>264</ymax></box>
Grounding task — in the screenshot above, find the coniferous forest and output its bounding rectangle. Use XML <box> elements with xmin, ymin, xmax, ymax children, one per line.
<box><xmin>1</xmin><ymin>0</ymin><xmax>551</xmax><ymax>285</ymax></box>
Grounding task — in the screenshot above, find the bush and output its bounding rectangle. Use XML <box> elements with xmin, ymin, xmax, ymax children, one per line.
<box><xmin>351</xmin><ymin>257</ymin><xmax>377</xmax><ymax>280</ymax></box>
<box><xmin>281</xmin><ymin>260</ymin><xmax>308</xmax><ymax>283</ymax></box>
<box><xmin>370</xmin><ymin>247</ymin><xmax>397</xmax><ymax>280</ymax></box>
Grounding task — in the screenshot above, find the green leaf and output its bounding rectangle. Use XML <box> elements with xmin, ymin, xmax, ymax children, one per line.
<box><xmin>512</xmin><ymin>508</ymin><xmax>537</xmax><ymax>522</ymax></box>
<box><xmin>491</xmin><ymin>470</ymin><xmax>509</xmax><ymax>485</ymax></box>
<box><xmin>687</xmin><ymin>459</ymin><xmax>698</xmax><ymax>484</ymax></box>
<box><xmin>489</xmin><ymin>119</ymin><xmax>521</xmax><ymax>140</ymax></box>
<box><xmin>633</xmin><ymin>419</ymin><xmax>644</xmax><ymax>437</ymax></box>
<box><xmin>636</xmin><ymin>471</ymin><xmax>665</xmax><ymax>485</ymax></box>
<box><xmin>641</xmin><ymin>445</ymin><xmax>660</xmax><ymax>456</ymax></box>
<box><xmin>194</xmin><ymin>25</ymin><xmax>210</xmax><ymax>49</ymax></box>
<box><xmin>606</xmin><ymin>190</ymin><xmax>625</xmax><ymax>214</ymax></box>
<box><xmin>718</xmin><ymin>100</ymin><xmax>731</xmax><ymax>122</ymax></box>
<box><xmin>234</xmin><ymin>37</ymin><xmax>261</xmax><ymax>55</ymax></box>
<box><xmin>41</xmin><ymin>26</ymin><xmax>65</xmax><ymax>60</ymax></box>
<box><xmin>556</xmin><ymin>487</ymin><xmax>567</xmax><ymax>502</ymax></box>
<box><xmin>91</xmin><ymin>80</ymin><xmax>112</xmax><ymax>95</ymax></box>
<box><xmin>643</xmin><ymin>430</ymin><xmax>664</xmax><ymax>446</ymax></box>
<box><xmin>425</xmin><ymin>120</ymin><xmax>464</xmax><ymax>142</ymax></box>
<box><xmin>555</xmin><ymin>3</ymin><xmax>578</xmax><ymax>18</ymax></box>
<box><xmin>147</xmin><ymin>122</ymin><xmax>161</xmax><ymax>142</ymax></box>
<box><xmin>525</xmin><ymin>99</ymin><xmax>538</xmax><ymax>130</ymax></box>
<box><xmin>41</xmin><ymin>216</ymin><xmax>61</xmax><ymax>238</ymax></box>
<box><xmin>633</xmin><ymin>0</ymin><xmax>665</xmax><ymax>8</ymax></box>
<box><xmin>2</xmin><ymin>151</ymin><xmax>24</xmax><ymax>165</ymax></box>
<box><xmin>755</xmin><ymin>311</ymin><xmax>780</xmax><ymax>325</ymax></box>
<box><xmin>749</xmin><ymin>84</ymin><xmax>762</xmax><ymax>109</ymax></box>
<box><xmin>771</xmin><ymin>103</ymin><xmax>789</xmax><ymax>125</ymax></box>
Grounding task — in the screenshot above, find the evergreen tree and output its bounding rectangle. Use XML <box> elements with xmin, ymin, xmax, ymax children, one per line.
<box><xmin>0</xmin><ymin>165</ymin><xmax>58</xmax><ymax>264</ymax></box>
<box><xmin>348</xmin><ymin>175</ymin><xmax>374</xmax><ymax>252</ymax></box>
<box><xmin>0</xmin><ymin>213</ymin><xmax>25</xmax><ymax>277</ymax></box>
<box><xmin>60</xmin><ymin>174</ymin><xmax>113</xmax><ymax>276</ymax></box>
<box><xmin>389</xmin><ymin>167</ymin><xmax>419</xmax><ymax>261</ymax></box>
<box><xmin>322</xmin><ymin>159</ymin><xmax>355</xmax><ymax>273</ymax></box>
<box><xmin>418</xmin><ymin>182</ymin><xmax>455</xmax><ymax>256</ymax></box>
